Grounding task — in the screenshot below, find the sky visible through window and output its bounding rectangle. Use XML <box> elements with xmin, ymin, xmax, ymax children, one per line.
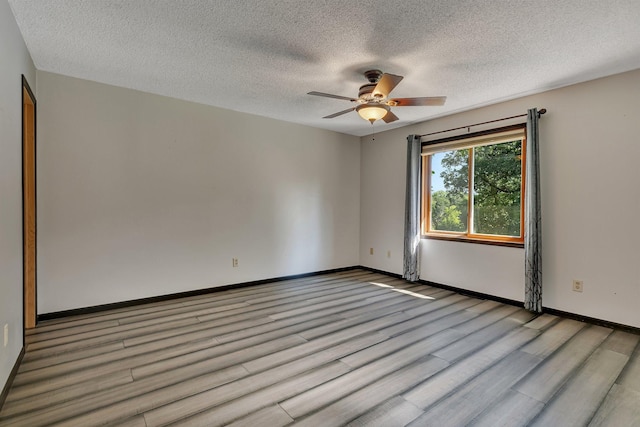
<box><xmin>431</xmin><ymin>153</ymin><xmax>446</xmax><ymax>192</ymax></box>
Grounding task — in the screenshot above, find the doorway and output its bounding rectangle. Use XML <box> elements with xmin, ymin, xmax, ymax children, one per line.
<box><xmin>22</xmin><ymin>76</ymin><xmax>36</xmax><ymax>330</ymax></box>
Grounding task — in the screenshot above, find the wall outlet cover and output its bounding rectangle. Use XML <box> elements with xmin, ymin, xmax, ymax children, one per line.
<box><xmin>572</xmin><ymin>280</ymin><xmax>584</xmax><ymax>292</ymax></box>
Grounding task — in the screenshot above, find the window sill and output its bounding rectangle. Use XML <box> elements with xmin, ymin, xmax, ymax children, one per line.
<box><xmin>421</xmin><ymin>233</ymin><xmax>524</xmax><ymax>249</ymax></box>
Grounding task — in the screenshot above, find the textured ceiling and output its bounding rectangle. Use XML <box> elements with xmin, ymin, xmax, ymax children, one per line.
<box><xmin>8</xmin><ymin>0</ymin><xmax>640</xmax><ymax>136</ymax></box>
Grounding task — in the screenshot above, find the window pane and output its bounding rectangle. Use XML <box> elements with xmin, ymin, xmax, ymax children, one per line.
<box><xmin>430</xmin><ymin>150</ymin><xmax>468</xmax><ymax>232</ymax></box>
<box><xmin>472</xmin><ymin>140</ymin><xmax>522</xmax><ymax>236</ymax></box>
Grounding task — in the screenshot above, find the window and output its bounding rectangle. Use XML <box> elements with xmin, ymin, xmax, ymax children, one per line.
<box><xmin>422</xmin><ymin>125</ymin><xmax>526</xmax><ymax>246</ymax></box>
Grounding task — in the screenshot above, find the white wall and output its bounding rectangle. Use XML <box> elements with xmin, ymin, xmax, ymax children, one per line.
<box><xmin>360</xmin><ymin>69</ymin><xmax>640</xmax><ymax>328</ymax></box>
<box><xmin>0</xmin><ymin>0</ymin><xmax>36</xmax><ymax>394</ymax></box>
<box><xmin>37</xmin><ymin>71</ymin><xmax>360</xmax><ymax>314</ymax></box>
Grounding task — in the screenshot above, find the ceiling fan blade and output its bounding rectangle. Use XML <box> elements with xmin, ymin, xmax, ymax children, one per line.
<box><xmin>390</xmin><ymin>96</ymin><xmax>447</xmax><ymax>107</ymax></box>
<box><xmin>373</xmin><ymin>73</ymin><xmax>403</xmax><ymax>98</ymax></box>
<box><xmin>308</xmin><ymin>91</ymin><xmax>357</xmax><ymax>102</ymax></box>
<box><xmin>323</xmin><ymin>107</ymin><xmax>356</xmax><ymax>119</ymax></box>
<box><xmin>382</xmin><ymin>110</ymin><xmax>399</xmax><ymax>123</ymax></box>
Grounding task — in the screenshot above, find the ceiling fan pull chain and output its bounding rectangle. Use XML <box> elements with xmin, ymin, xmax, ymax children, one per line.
<box><xmin>371</xmin><ymin>122</ymin><xmax>375</xmax><ymax>141</ymax></box>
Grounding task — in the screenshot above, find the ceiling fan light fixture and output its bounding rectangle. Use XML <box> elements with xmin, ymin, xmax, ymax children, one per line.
<box><xmin>356</xmin><ymin>104</ymin><xmax>389</xmax><ymax>123</ymax></box>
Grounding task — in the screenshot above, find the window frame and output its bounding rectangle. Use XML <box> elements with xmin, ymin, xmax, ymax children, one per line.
<box><xmin>421</xmin><ymin>124</ymin><xmax>527</xmax><ymax>247</ymax></box>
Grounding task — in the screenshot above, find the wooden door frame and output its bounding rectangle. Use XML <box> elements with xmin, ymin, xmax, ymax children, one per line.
<box><xmin>22</xmin><ymin>75</ymin><xmax>37</xmax><ymax>333</ymax></box>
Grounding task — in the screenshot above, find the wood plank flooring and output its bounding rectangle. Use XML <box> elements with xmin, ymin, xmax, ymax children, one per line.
<box><xmin>1</xmin><ymin>269</ymin><xmax>638</xmax><ymax>426</ymax></box>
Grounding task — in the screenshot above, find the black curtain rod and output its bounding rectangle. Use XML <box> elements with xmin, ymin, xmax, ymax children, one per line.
<box><xmin>419</xmin><ymin>108</ymin><xmax>546</xmax><ymax>138</ymax></box>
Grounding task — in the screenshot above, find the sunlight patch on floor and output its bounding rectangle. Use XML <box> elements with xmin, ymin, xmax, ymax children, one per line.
<box><xmin>368</xmin><ymin>282</ymin><xmax>435</xmax><ymax>300</ymax></box>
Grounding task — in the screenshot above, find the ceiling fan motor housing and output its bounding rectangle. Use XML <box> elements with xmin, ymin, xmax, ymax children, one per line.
<box><xmin>359</xmin><ymin>70</ymin><xmax>387</xmax><ymax>101</ymax></box>
<box><xmin>358</xmin><ymin>83</ymin><xmax>379</xmax><ymax>101</ymax></box>
<box><xmin>364</xmin><ymin>69</ymin><xmax>383</xmax><ymax>83</ymax></box>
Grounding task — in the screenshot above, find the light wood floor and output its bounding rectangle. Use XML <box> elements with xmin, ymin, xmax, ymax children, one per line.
<box><xmin>1</xmin><ymin>269</ymin><xmax>639</xmax><ymax>426</ymax></box>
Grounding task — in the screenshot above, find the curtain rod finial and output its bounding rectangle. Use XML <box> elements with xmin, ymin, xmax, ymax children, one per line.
<box><xmin>538</xmin><ymin>108</ymin><xmax>547</xmax><ymax>115</ymax></box>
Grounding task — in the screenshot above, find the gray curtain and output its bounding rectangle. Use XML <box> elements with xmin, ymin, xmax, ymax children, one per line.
<box><xmin>524</xmin><ymin>108</ymin><xmax>542</xmax><ymax>312</ymax></box>
<box><xmin>403</xmin><ymin>135</ymin><xmax>422</xmax><ymax>281</ymax></box>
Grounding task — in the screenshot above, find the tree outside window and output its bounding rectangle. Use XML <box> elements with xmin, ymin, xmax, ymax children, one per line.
<box><xmin>423</xmin><ymin>125</ymin><xmax>525</xmax><ymax>245</ymax></box>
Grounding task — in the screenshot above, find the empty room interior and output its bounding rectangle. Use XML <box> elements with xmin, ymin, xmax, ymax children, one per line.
<box><xmin>1</xmin><ymin>1</ymin><xmax>640</xmax><ymax>426</ymax></box>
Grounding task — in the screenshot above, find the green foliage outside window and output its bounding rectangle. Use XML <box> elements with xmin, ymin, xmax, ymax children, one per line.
<box><xmin>430</xmin><ymin>140</ymin><xmax>522</xmax><ymax>238</ymax></box>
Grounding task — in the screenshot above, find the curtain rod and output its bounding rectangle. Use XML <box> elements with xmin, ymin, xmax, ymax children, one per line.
<box><xmin>419</xmin><ymin>108</ymin><xmax>546</xmax><ymax>138</ymax></box>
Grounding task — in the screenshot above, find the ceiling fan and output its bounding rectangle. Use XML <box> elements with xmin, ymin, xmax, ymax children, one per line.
<box><xmin>308</xmin><ymin>69</ymin><xmax>446</xmax><ymax>124</ymax></box>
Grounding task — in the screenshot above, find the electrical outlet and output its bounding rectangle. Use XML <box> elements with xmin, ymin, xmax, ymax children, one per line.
<box><xmin>369</xmin><ymin>248</ymin><xmax>374</xmax><ymax>255</ymax></box>
<box><xmin>3</xmin><ymin>324</ymin><xmax>8</xmax><ymax>347</ymax></box>
<box><xmin>232</xmin><ymin>258</ymin><xmax>239</xmax><ymax>268</ymax></box>
<box><xmin>572</xmin><ymin>280</ymin><xmax>583</xmax><ymax>293</ymax></box>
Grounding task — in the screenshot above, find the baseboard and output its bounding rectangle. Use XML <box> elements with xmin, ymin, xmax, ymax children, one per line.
<box><xmin>418</xmin><ymin>279</ymin><xmax>524</xmax><ymax>308</ymax></box>
<box><xmin>543</xmin><ymin>307</ymin><xmax>640</xmax><ymax>335</ymax></box>
<box><xmin>357</xmin><ymin>266</ymin><xmax>403</xmax><ymax>280</ymax></box>
<box><xmin>360</xmin><ymin>265</ymin><xmax>522</xmax><ymax>307</ymax></box>
<box><xmin>0</xmin><ymin>347</ymin><xmax>25</xmax><ymax>412</ymax></box>
<box><xmin>38</xmin><ymin>266</ymin><xmax>360</xmax><ymax>322</ymax></box>
<box><xmin>38</xmin><ymin>265</ymin><xmax>640</xmax><ymax>335</ymax></box>
<box><xmin>359</xmin><ymin>266</ymin><xmax>640</xmax><ymax>335</ymax></box>
<box><xmin>358</xmin><ymin>265</ymin><xmax>521</xmax><ymax>307</ymax></box>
